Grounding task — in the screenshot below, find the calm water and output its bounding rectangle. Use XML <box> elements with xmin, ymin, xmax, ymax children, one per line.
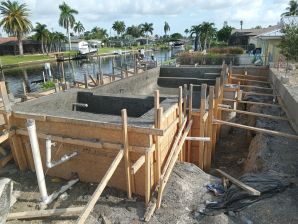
<box><xmin>2</xmin><ymin>50</ymin><xmax>172</xmax><ymax>95</ymax></box>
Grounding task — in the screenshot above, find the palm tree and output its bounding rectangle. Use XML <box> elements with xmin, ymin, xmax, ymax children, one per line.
<box><xmin>112</xmin><ymin>21</ymin><xmax>126</xmax><ymax>37</ymax></box>
<box><xmin>184</xmin><ymin>28</ymin><xmax>189</xmax><ymax>37</ymax></box>
<box><xmin>141</xmin><ymin>22</ymin><xmax>154</xmax><ymax>45</ymax></box>
<box><xmin>58</xmin><ymin>2</ymin><xmax>78</xmax><ymax>51</ymax></box>
<box><xmin>281</xmin><ymin>0</ymin><xmax>298</xmax><ymax>16</ymax></box>
<box><xmin>190</xmin><ymin>25</ymin><xmax>202</xmax><ymax>51</ymax></box>
<box><xmin>33</xmin><ymin>22</ymin><xmax>49</xmax><ymax>54</ymax></box>
<box><xmin>73</xmin><ymin>21</ymin><xmax>85</xmax><ymax>36</ymax></box>
<box><xmin>0</xmin><ymin>0</ymin><xmax>32</xmax><ymax>55</ymax></box>
<box><xmin>164</xmin><ymin>21</ymin><xmax>170</xmax><ymax>36</ymax></box>
<box><xmin>200</xmin><ymin>22</ymin><xmax>216</xmax><ymax>50</ymax></box>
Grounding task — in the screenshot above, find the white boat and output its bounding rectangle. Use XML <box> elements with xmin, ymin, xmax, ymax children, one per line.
<box><xmin>79</xmin><ymin>41</ymin><xmax>98</xmax><ymax>55</ymax></box>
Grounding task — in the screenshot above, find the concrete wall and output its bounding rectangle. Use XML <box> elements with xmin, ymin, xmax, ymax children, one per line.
<box><xmin>92</xmin><ymin>67</ymin><xmax>160</xmax><ymax>95</ymax></box>
<box><xmin>233</xmin><ymin>66</ymin><xmax>269</xmax><ymax>76</ymax></box>
<box><xmin>160</xmin><ymin>66</ymin><xmax>221</xmax><ymax>78</ymax></box>
<box><xmin>269</xmin><ymin>69</ymin><xmax>298</xmax><ymax>133</ymax></box>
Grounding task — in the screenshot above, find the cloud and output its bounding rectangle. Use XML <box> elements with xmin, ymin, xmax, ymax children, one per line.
<box><xmin>9</xmin><ymin>0</ymin><xmax>290</xmax><ymax>35</ymax></box>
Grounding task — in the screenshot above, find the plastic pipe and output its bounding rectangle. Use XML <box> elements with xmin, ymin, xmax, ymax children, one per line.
<box><xmin>27</xmin><ymin>119</ymin><xmax>49</xmax><ymax>204</ymax></box>
<box><xmin>45</xmin><ymin>136</ymin><xmax>78</xmax><ymax>169</ymax></box>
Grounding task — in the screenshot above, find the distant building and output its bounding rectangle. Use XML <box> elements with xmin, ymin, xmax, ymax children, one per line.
<box><xmin>252</xmin><ymin>16</ymin><xmax>298</xmax><ymax>65</ymax></box>
<box><xmin>229</xmin><ymin>25</ymin><xmax>281</xmax><ymax>50</ymax></box>
<box><xmin>64</xmin><ymin>38</ymin><xmax>102</xmax><ymax>51</ymax></box>
<box><xmin>0</xmin><ymin>37</ymin><xmax>40</xmax><ymax>55</ymax></box>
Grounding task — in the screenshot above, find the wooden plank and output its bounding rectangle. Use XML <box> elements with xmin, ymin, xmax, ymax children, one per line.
<box><xmin>199</xmin><ymin>84</ymin><xmax>207</xmax><ymax>169</ymax></box>
<box><xmin>131</xmin><ymin>155</ymin><xmax>145</xmax><ymax>174</ymax></box>
<box><xmin>7</xmin><ymin>207</ymin><xmax>85</xmax><ymax>220</ymax></box>
<box><xmin>162</xmin><ymin>118</ymin><xmax>187</xmax><ymax>175</ymax></box>
<box><xmin>216</xmin><ymin>169</ymin><xmax>261</xmax><ymax>196</ymax></box>
<box><xmin>88</xmin><ymin>75</ymin><xmax>97</xmax><ymax>85</ymax></box>
<box><xmin>77</xmin><ymin>150</ymin><xmax>124</xmax><ymax>224</ymax></box>
<box><xmin>218</xmin><ymin>107</ymin><xmax>288</xmax><ymax>120</ymax></box>
<box><xmin>240</xmin><ymin>85</ymin><xmax>273</xmax><ymax>91</ymax></box>
<box><xmin>178</xmin><ymin>86</ymin><xmax>183</xmax><ymax>161</ymax></box>
<box><xmin>222</xmin><ymin>98</ymin><xmax>281</xmax><ymax>107</ymax></box>
<box><xmin>213</xmin><ymin>119</ymin><xmax>298</xmax><ymax>140</ymax></box>
<box><xmin>0</xmin><ymin>81</ymin><xmax>11</xmax><ymax>111</ymax></box>
<box><xmin>231</xmin><ymin>77</ymin><xmax>270</xmax><ymax>84</ymax></box>
<box><xmin>155</xmin><ymin>108</ymin><xmax>163</xmax><ymax>184</ymax></box>
<box><xmin>232</xmin><ymin>74</ymin><xmax>268</xmax><ymax>81</ymax></box>
<box><xmin>242</xmin><ymin>91</ymin><xmax>275</xmax><ymax>97</ymax></box>
<box><xmin>183</xmin><ymin>84</ymin><xmax>187</xmax><ymax>115</ymax></box>
<box><xmin>0</xmin><ymin>153</ymin><xmax>13</xmax><ymax>167</ymax></box>
<box><xmin>121</xmin><ymin>109</ymin><xmax>132</xmax><ymax>199</ymax></box>
<box><xmin>157</xmin><ymin>120</ymin><xmax>193</xmax><ymax>209</ymax></box>
<box><xmin>205</xmin><ymin>86</ymin><xmax>214</xmax><ymax>171</ymax></box>
<box><xmin>145</xmin><ymin>151</ymin><xmax>151</xmax><ymax>206</ymax></box>
<box><xmin>16</xmin><ymin>129</ymin><xmax>149</xmax><ymax>153</ymax></box>
<box><xmin>0</xmin><ymin>132</ymin><xmax>9</xmax><ymax>144</ymax></box>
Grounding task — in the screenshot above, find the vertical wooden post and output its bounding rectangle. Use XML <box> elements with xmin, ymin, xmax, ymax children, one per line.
<box><xmin>187</xmin><ymin>84</ymin><xmax>193</xmax><ymax>162</ymax></box>
<box><xmin>112</xmin><ymin>58</ymin><xmax>115</xmax><ymax>75</ymax></box>
<box><xmin>154</xmin><ymin>90</ymin><xmax>161</xmax><ymax>186</ymax></box>
<box><xmin>61</xmin><ymin>62</ymin><xmax>65</xmax><ymax>85</ymax></box>
<box><xmin>199</xmin><ymin>84</ymin><xmax>207</xmax><ymax>169</ymax></box>
<box><xmin>22</xmin><ymin>81</ymin><xmax>27</xmax><ymax>96</ymax></box>
<box><xmin>178</xmin><ymin>86</ymin><xmax>183</xmax><ymax>161</ymax></box>
<box><xmin>183</xmin><ymin>84</ymin><xmax>187</xmax><ymax>116</ymax></box>
<box><xmin>212</xmin><ymin>78</ymin><xmax>220</xmax><ymax>154</ymax></box>
<box><xmin>145</xmin><ymin>151</ymin><xmax>151</xmax><ymax>206</ymax></box>
<box><xmin>0</xmin><ymin>81</ymin><xmax>11</xmax><ymax>112</ymax></box>
<box><xmin>236</xmin><ymin>81</ymin><xmax>241</xmax><ymax>109</ymax></box>
<box><xmin>205</xmin><ymin>86</ymin><xmax>214</xmax><ymax>171</ymax></box>
<box><xmin>84</xmin><ymin>74</ymin><xmax>88</xmax><ymax>89</ymax></box>
<box><xmin>121</xmin><ymin>109</ymin><xmax>132</xmax><ymax>199</ymax></box>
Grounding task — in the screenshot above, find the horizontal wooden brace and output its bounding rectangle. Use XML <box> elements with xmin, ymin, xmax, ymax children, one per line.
<box><xmin>218</xmin><ymin>107</ymin><xmax>288</xmax><ymax>121</ymax></box>
<box><xmin>185</xmin><ymin>137</ymin><xmax>210</xmax><ymax>141</ymax></box>
<box><xmin>222</xmin><ymin>98</ymin><xmax>281</xmax><ymax>107</ymax></box>
<box><xmin>213</xmin><ymin>119</ymin><xmax>298</xmax><ymax>140</ymax></box>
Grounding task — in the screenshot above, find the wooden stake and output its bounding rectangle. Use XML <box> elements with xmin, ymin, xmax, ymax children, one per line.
<box><xmin>205</xmin><ymin>86</ymin><xmax>214</xmax><ymax>171</ymax></box>
<box><xmin>77</xmin><ymin>150</ymin><xmax>124</xmax><ymax>224</ymax></box>
<box><xmin>84</xmin><ymin>74</ymin><xmax>88</xmax><ymax>89</ymax></box>
<box><xmin>121</xmin><ymin>109</ymin><xmax>132</xmax><ymax>199</ymax></box>
<box><xmin>145</xmin><ymin>151</ymin><xmax>151</xmax><ymax>206</ymax></box>
<box><xmin>199</xmin><ymin>84</ymin><xmax>207</xmax><ymax>169</ymax></box>
<box><xmin>183</xmin><ymin>84</ymin><xmax>187</xmax><ymax>115</ymax></box>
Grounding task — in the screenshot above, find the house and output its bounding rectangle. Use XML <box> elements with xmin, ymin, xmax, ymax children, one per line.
<box><xmin>64</xmin><ymin>38</ymin><xmax>102</xmax><ymax>51</ymax></box>
<box><xmin>252</xmin><ymin>16</ymin><xmax>298</xmax><ymax>65</ymax></box>
<box><xmin>229</xmin><ymin>25</ymin><xmax>281</xmax><ymax>50</ymax></box>
<box><xmin>0</xmin><ymin>37</ymin><xmax>40</xmax><ymax>55</ymax></box>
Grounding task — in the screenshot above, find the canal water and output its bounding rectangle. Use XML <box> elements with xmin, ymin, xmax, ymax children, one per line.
<box><xmin>2</xmin><ymin>50</ymin><xmax>172</xmax><ymax>95</ymax></box>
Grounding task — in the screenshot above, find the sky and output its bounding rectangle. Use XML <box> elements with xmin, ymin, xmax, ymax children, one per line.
<box><xmin>0</xmin><ymin>0</ymin><xmax>291</xmax><ymax>36</ymax></box>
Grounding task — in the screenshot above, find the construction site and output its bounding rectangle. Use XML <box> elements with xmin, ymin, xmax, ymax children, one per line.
<box><xmin>0</xmin><ymin>60</ymin><xmax>298</xmax><ymax>224</ymax></box>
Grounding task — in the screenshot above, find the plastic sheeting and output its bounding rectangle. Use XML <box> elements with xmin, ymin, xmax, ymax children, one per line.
<box><xmin>205</xmin><ymin>173</ymin><xmax>290</xmax><ymax>213</ymax></box>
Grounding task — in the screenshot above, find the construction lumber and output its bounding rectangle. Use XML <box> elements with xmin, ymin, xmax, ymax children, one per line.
<box><xmin>232</xmin><ymin>74</ymin><xmax>268</xmax><ymax>80</ymax></box>
<box><xmin>162</xmin><ymin>118</ymin><xmax>187</xmax><ymax>175</ymax></box>
<box><xmin>0</xmin><ymin>81</ymin><xmax>11</xmax><ymax>111</ymax></box>
<box><xmin>7</xmin><ymin>207</ymin><xmax>85</xmax><ymax>220</ymax></box>
<box><xmin>222</xmin><ymin>98</ymin><xmax>281</xmax><ymax>107</ymax></box>
<box><xmin>240</xmin><ymin>85</ymin><xmax>273</xmax><ymax>91</ymax></box>
<box><xmin>230</xmin><ymin>77</ymin><xmax>270</xmax><ymax>84</ymax></box>
<box><xmin>77</xmin><ymin>150</ymin><xmax>124</xmax><ymax>224</ymax></box>
<box><xmin>185</xmin><ymin>137</ymin><xmax>210</xmax><ymax>141</ymax></box>
<box><xmin>13</xmin><ymin>112</ymin><xmax>164</xmax><ymax>136</ymax></box>
<box><xmin>16</xmin><ymin>129</ymin><xmax>149</xmax><ymax>153</ymax></box>
<box><xmin>0</xmin><ymin>153</ymin><xmax>12</xmax><ymax>167</ymax></box>
<box><xmin>213</xmin><ymin>119</ymin><xmax>298</xmax><ymax>140</ymax></box>
<box><xmin>145</xmin><ymin>151</ymin><xmax>151</xmax><ymax>206</ymax></box>
<box><xmin>178</xmin><ymin>87</ymin><xmax>183</xmax><ymax>160</ymax></box>
<box><xmin>216</xmin><ymin>169</ymin><xmax>261</xmax><ymax>196</ymax></box>
<box><xmin>154</xmin><ymin>90</ymin><xmax>161</xmax><ymax>184</ymax></box>
<box><xmin>242</xmin><ymin>91</ymin><xmax>275</xmax><ymax>97</ymax></box>
<box><xmin>218</xmin><ymin>107</ymin><xmax>288</xmax><ymax>121</ymax></box>
<box><xmin>121</xmin><ymin>109</ymin><xmax>132</xmax><ymax>199</ymax></box>
<box><xmin>0</xmin><ymin>132</ymin><xmax>9</xmax><ymax>144</ymax></box>
<box><xmin>157</xmin><ymin>120</ymin><xmax>193</xmax><ymax>209</ymax></box>
<box><xmin>131</xmin><ymin>155</ymin><xmax>145</xmax><ymax>174</ymax></box>
<box><xmin>205</xmin><ymin>86</ymin><xmax>214</xmax><ymax>171</ymax></box>
<box><xmin>88</xmin><ymin>75</ymin><xmax>97</xmax><ymax>85</ymax></box>
<box><xmin>199</xmin><ymin>84</ymin><xmax>207</xmax><ymax>168</ymax></box>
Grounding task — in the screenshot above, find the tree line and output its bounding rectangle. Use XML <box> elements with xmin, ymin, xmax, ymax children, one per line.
<box><xmin>0</xmin><ymin>0</ymin><xmax>297</xmax><ymax>55</ymax></box>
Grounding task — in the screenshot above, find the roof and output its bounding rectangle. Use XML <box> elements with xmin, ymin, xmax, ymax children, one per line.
<box><xmin>0</xmin><ymin>37</ymin><xmax>17</xmax><ymax>44</ymax></box>
<box><xmin>231</xmin><ymin>25</ymin><xmax>281</xmax><ymax>37</ymax></box>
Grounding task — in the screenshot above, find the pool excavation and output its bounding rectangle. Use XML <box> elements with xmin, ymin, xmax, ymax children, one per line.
<box><xmin>0</xmin><ymin>63</ymin><xmax>298</xmax><ymax>223</ymax></box>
